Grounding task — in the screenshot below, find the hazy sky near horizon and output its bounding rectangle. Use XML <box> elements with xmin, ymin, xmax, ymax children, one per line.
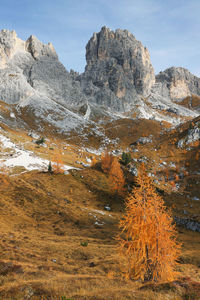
<box><xmin>0</xmin><ymin>0</ymin><xmax>200</xmax><ymax>76</ymax></box>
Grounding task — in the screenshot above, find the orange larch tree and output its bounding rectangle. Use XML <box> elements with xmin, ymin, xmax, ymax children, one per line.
<box><xmin>109</xmin><ymin>156</ymin><xmax>125</xmax><ymax>195</ymax></box>
<box><xmin>91</xmin><ymin>156</ymin><xmax>98</xmax><ymax>167</ymax></box>
<box><xmin>117</xmin><ymin>163</ymin><xmax>181</xmax><ymax>282</ymax></box>
<box><xmin>101</xmin><ymin>151</ymin><xmax>113</xmax><ymax>174</ymax></box>
<box><xmin>51</xmin><ymin>152</ymin><xmax>65</xmax><ymax>174</ymax></box>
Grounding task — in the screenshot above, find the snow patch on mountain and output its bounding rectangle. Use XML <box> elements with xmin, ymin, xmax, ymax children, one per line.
<box><xmin>0</xmin><ymin>133</ymin><xmax>74</xmax><ymax>173</ymax></box>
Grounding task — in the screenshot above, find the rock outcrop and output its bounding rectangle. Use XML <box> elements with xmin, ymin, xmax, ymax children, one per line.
<box><xmin>156</xmin><ymin>67</ymin><xmax>200</xmax><ymax>101</ymax></box>
<box><xmin>0</xmin><ymin>27</ymin><xmax>199</xmax><ymax>131</ymax></box>
<box><xmin>82</xmin><ymin>26</ymin><xmax>155</xmax><ymax>111</ymax></box>
<box><xmin>0</xmin><ymin>29</ymin><xmax>88</xmax><ymax>132</ymax></box>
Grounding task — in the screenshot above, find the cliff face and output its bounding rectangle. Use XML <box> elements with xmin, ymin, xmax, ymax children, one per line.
<box><xmin>0</xmin><ymin>27</ymin><xmax>199</xmax><ymax>130</ymax></box>
<box><xmin>0</xmin><ymin>29</ymin><xmax>88</xmax><ymax>131</ymax></box>
<box><xmin>156</xmin><ymin>67</ymin><xmax>200</xmax><ymax>101</ymax></box>
<box><xmin>82</xmin><ymin>26</ymin><xmax>155</xmax><ymax>111</ymax></box>
<box><xmin>0</xmin><ymin>29</ymin><xmax>86</xmax><ymax>107</ymax></box>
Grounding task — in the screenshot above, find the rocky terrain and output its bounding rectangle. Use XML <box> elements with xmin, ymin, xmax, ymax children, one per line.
<box><xmin>0</xmin><ymin>26</ymin><xmax>199</xmax><ymax>137</ymax></box>
<box><xmin>0</xmin><ymin>26</ymin><xmax>200</xmax><ymax>299</ymax></box>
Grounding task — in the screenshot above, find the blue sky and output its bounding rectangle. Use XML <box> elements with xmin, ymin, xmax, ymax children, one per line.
<box><xmin>0</xmin><ymin>0</ymin><xmax>200</xmax><ymax>76</ymax></box>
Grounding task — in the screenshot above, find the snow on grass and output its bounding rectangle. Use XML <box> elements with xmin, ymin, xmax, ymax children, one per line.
<box><xmin>0</xmin><ymin>133</ymin><xmax>74</xmax><ymax>173</ymax></box>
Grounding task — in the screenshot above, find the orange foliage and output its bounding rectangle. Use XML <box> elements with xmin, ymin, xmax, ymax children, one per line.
<box><xmin>192</xmin><ymin>140</ymin><xmax>199</xmax><ymax>147</ymax></box>
<box><xmin>109</xmin><ymin>157</ymin><xmax>125</xmax><ymax>195</ymax></box>
<box><xmin>107</xmin><ymin>271</ymin><xmax>114</xmax><ymax>279</ymax></box>
<box><xmin>170</xmin><ymin>181</ymin><xmax>176</xmax><ymax>188</ymax></box>
<box><xmin>117</xmin><ymin>164</ymin><xmax>181</xmax><ymax>282</ymax></box>
<box><xmin>91</xmin><ymin>156</ymin><xmax>97</xmax><ymax>167</ymax></box>
<box><xmin>0</xmin><ymin>165</ymin><xmax>9</xmax><ymax>187</ymax></box>
<box><xmin>174</xmin><ymin>174</ymin><xmax>179</xmax><ymax>181</ymax></box>
<box><xmin>51</xmin><ymin>152</ymin><xmax>65</xmax><ymax>174</ymax></box>
<box><xmin>101</xmin><ymin>151</ymin><xmax>113</xmax><ymax>174</ymax></box>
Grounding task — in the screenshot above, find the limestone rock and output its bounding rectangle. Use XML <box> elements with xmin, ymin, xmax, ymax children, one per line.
<box><xmin>82</xmin><ymin>26</ymin><xmax>155</xmax><ymax>111</ymax></box>
<box><xmin>26</xmin><ymin>35</ymin><xmax>58</xmax><ymax>60</ymax></box>
<box><xmin>0</xmin><ymin>29</ymin><xmax>25</xmax><ymax>68</ymax></box>
<box><xmin>0</xmin><ymin>29</ymin><xmax>87</xmax><ymax>131</ymax></box>
<box><xmin>156</xmin><ymin>67</ymin><xmax>200</xmax><ymax>101</ymax></box>
<box><xmin>0</xmin><ymin>27</ymin><xmax>199</xmax><ymax>130</ymax></box>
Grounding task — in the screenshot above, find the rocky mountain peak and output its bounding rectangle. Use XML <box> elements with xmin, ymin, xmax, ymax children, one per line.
<box><xmin>82</xmin><ymin>26</ymin><xmax>155</xmax><ymax>111</ymax></box>
<box><xmin>86</xmin><ymin>26</ymin><xmax>135</xmax><ymax>64</ymax></box>
<box><xmin>0</xmin><ymin>29</ymin><xmax>24</xmax><ymax>68</ymax></box>
<box><xmin>0</xmin><ymin>26</ymin><xmax>199</xmax><ymax>131</ymax></box>
<box><xmin>156</xmin><ymin>67</ymin><xmax>200</xmax><ymax>101</ymax></box>
<box><xmin>25</xmin><ymin>35</ymin><xmax>58</xmax><ymax>60</ymax></box>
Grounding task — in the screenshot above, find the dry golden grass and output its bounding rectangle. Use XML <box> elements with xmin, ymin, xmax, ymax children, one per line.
<box><xmin>0</xmin><ymin>165</ymin><xmax>199</xmax><ymax>299</ymax></box>
<box><xmin>0</xmin><ymin>113</ymin><xmax>199</xmax><ymax>298</ymax></box>
<box><xmin>179</xmin><ymin>95</ymin><xmax>200</xmax><ymax>109</ymax></box>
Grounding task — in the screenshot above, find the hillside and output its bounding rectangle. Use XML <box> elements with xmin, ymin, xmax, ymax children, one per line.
<box><xmin>0</xmin><ymin>26</ymin><xmax>199</xmax><ymax>138</ymax></box>
<box><xmin>0</xmin><ymin>115</ymin><xmax>199</xmax><ymax>299</ymax></box>
<box><xmin>0</xmin><ymin>165</ymin><xmax>200</xmax><ymax>300</ymax></box>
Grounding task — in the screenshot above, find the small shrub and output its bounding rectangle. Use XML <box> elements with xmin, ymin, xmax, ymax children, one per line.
<box><xmin>189</xmin><ymin>123</ymin><xmax>194</xmax><ymax>130</ymax></box>
<box><xmin>35</xmin><ymin>136</ymin><xmax>45</xmax><ymax>145</ymax></box>
<box><xmin>81</xmin><ymin>241</ymin><xmax>88</xmax><ymax>247</ymax></box>
<box><xmin>48</xmin><ymin>161</ymin><xmax>52</xmax><ymax>173</ymax></box>
<box><xmin>91</xmin><ymin>156</ymin><xmax>97</xmax><ymax>167</ymax></box>
<box><xmin>52</xmin><ymin>152</ymin><xmax>65</xmax><ymax>174</ymax></box>
<box><xmin>121</xmin><ymin>152</ymin><xmax>132</xmax><ymax>165</ymax></box>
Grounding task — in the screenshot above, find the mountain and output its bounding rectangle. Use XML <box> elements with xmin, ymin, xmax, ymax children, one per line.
<box><xmin>81</xmin><ymin>26</ymin><xmax>155</xmax><ymax>111</ymax></box>
<box><xmin>81</xmin><ymin>27</ymin><xmax>199</xmax><ymax>124</ymax></box>
<box><xmin>0</xmin><ymin>29</ymin><xmax>88</xmax><ymax>134</ymax></box>
<box><xmin>0</xmin><ymin>26</ymin><xmax>199</xmax><ymax>137</ymax></box>
<box><xmin>156</xmin><ymin>67</ymin><xmax>200</xmax><ymax>104</ymax></box>
<box><xmin>0</xmin><ymin>27</ymin><xmax>200</xmax><ymax>300</ymax></box>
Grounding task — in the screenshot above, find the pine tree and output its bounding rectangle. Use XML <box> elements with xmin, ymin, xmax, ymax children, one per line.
<box><xmin>48</xmin><ymin>161</ymin><xmax>52</xmax><ymax>173</ymax></box>
<box><xmin>117</xmin><ymin>163</ymin><xmax>181</xmax><ymax>282</ymax></box>
<box><xmin>109</xmin><ymin>157</ymin><xmax>125</xmax><ymax>195</ymax></box>
<box><xmin>121</xmin><ymin>152</ymin><xmax>132</xmax><ymax>166</ymax></box>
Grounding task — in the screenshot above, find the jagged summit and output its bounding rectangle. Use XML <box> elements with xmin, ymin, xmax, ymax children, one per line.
<box><xmin>0</xmin><ymin>29</ymin><xmax>57</xmax><ymax>67</ymax></box>
<box><xmin>82</xmin><ymin>26</ymin><xmax>155</xmax><ymax>111</ymax></box>
<box><xmin>0</xmin><ymin>29</ymin><xmax>88</xmax><ymax>131</ymax></box>
<box><xmin>0</xmin><ymin>27</ymin><xmax>199</xmax><ymax>133</ymax></box>
<box><xmin>26</xmin><ymin>34</ymin><xmax>58</xmax><ymax>59</ymax></box>
<box><xmin>156</xmin><ymin>66</ymin><xmax>200</xmax><ymax>101</ymax></box>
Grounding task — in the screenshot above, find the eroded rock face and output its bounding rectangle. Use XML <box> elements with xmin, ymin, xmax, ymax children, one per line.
<box><xmin>82</xmin><ymin>26</ymin><xmax>155</xmax><ymax>111</ymax></box>
<box><xmin>0</xmin><ymin>27</ymin><xmax>199</xmax><ymax>129</ymax></box>
<box><xmin>0</xmin><ymin>29</ymin><xmax>86</xmax><ymax>107</ymax></box>
<box><xmin>0</xmin><ymin>30</ymin><xmax>24</xmax><ymax>68</ymax></box>
<box><xmin>156</xmin><ymin>67</ymin><xmax>200</xmax><ymax>101</ymax></box>
<box><xmin>0</xmin><ymin>29</ymin><xmax>88</xmax><ymax>131</ymax></box>
<box><xmin>26</xmin><ymin>35</ymin><xmax>58</xmax><ymax>60</ymax></box>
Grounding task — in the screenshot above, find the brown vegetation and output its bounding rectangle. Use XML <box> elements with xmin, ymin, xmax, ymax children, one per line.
<box><xmin>109</xmin><ymin>157</ymin><xmax>125</xmax><ymax>195</ymax></box>
<box><xmin>51</xmin><ymin>152</ymin><xmax>65</xmax><ymax>174</ymax></box>
<box><xmin>101</xmin><ymin>151</ymin><xmax>113</xmax><ymax>173</ymax></box>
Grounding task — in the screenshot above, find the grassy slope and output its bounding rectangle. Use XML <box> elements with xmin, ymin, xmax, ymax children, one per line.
<box><xmin>0</xmin><ymin>115</ymin><xmax>200</xmax><ymax>299</ymax></box>
<box><xmin>0</xmin><ymin>166</ymin><xmax>200</xmax><ymax>300</ymax></box>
